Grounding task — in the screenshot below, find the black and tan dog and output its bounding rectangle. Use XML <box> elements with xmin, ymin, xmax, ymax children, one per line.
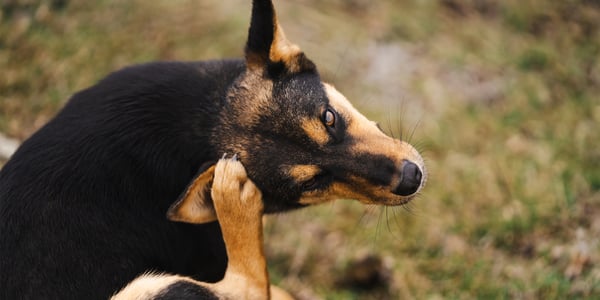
<box><xmin>0</xmin><ymin>0</ymin><xmax>426</xmax><ymax>299</ymax></box>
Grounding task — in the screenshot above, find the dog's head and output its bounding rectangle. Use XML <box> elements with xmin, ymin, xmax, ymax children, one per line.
<box><xmin>168</xmin><ymin>0</ymin><xmax>426</xmax><ymax>223</ymax></box>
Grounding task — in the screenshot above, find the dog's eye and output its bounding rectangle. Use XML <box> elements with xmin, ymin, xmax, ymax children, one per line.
<box><xmin>301</xmin><ymin>177</ymin><xmax>319</xmax><ymax>191</ymax></box>
<box><xmin>300</xmin><ymin>171</ymin><xmax>332</xmax><ymax>191</ymax></box>
<box><xmin>324</xmin><ymin>109</ymin><xmax>335</xmax><ymax>127</ymax></box>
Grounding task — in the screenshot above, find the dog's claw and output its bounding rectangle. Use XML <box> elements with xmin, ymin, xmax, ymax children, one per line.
<box><xmin>232</xmin><ymin>154</ymin><xmax>238</xmax><ymax>161</ymax></box>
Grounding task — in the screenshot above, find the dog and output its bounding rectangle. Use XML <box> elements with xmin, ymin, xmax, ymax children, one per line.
<box><xmin>0</xmin><ymin>0</ymin><xmax>426</xmax><ymax>299</ymax></box>
<box><xmin>112</xmin><ymin>156</ymin><xmax>292</xmax><ymax>299</ymax></box>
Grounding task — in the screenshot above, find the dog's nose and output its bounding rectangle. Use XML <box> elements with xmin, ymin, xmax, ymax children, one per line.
<box><xmin>393</xmin><ymin>160</ymin><xmax>422</xmax><ymax>196</ymax></box>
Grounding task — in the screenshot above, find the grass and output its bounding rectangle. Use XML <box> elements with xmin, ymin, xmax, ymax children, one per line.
<box><xmin>1</xmin><ymin>0</ymin><xmax>599</xmax><ymax>299</ymax></box>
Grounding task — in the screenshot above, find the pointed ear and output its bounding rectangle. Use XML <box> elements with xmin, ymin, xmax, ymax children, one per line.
<box><xmin>167</xmin><ymin>164</ymin><xmax>217</xmax><ymax>224</ymax></box>
<box><xmin>245</xmin><ymin>0</ymin><xmax>316</xmax><ymax>74</ymax></box>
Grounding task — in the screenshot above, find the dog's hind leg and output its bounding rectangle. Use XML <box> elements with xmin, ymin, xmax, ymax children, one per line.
<box><xmin>112</xmin><ymin>157</ymin><xmax>293</xmax><ymax>299</ymax></box>
<box><xmin>209</xmin><ymin>156</ymin><xmax>270</xmax><ymax>298</ymax></box>
<box><xmin>211</xmin><ymin>157</ymin><xmax>294</xmax><ymax>300</ymax></box>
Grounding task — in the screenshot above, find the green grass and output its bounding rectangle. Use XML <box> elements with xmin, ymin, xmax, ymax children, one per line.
<box><xmin>2</xmin><ymin>0</ymin><xmax>599</xmax><ymax>299</ymax></box>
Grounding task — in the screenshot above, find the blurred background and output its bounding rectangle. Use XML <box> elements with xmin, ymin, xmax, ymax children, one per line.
<box><xmin>1</xmin><ymin>0</ymin><xmax>599</xmax><ymax>298</ymax></box>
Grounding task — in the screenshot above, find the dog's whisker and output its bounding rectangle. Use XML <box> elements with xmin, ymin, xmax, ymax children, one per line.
<box><xmin>373</xmin><ymin>206</ymin><xmax>385</xmax><ymax>243</ymax></box>
<box><xmin>397</xmin><ymin>98</ymin><xmax>406</xmax><ymax>142</ymax></box>
<box><xmin>384</xmin><ymin>206</ymin><xmax>406</xmax><ymax>241</ymax></box>
<box><xmin>407</xmin><ymin>116</ymin><xmax>423</xmax><ymax>145</ymax></box>
<box><xmin>356</xmin><ymin>204</ymin><xmax>378</xmax><ymax>228</ymax></box>
<box><xmin>404</xmin><ymin>195</ymin><xmax>424</xmax><ymax>217</ymax></box>
<box><xmin>355</xmin><ymin>207</ymin><xmax>370</xmax><ymax>229</ymax></box>
<box><xmin>410</xmin><ymin>139</ymin><xmax>429</xmax><ymax>154</ymax></box>
<box><xmin>384</xmin><ymin>206</ymin><xmax>397</xmax><ymax>237</ymax></box>
<box><xmin>332</xmin><ymin>45</ymin><xmax>350</xmax><ymax>83</ymax></box>
<box><xmin>401</xmin><ymin>203</ymin><xmax>415</xmax><ymax>215</ymax></box>
<box><xmin>386</xmin><ymin>109</ymin><xmax>396</xmax><ymax>140</ymax></box>
<box><xmin>391</xmin><ymin>206</ymin><xmax>404</xmax><ymax>229</ymax></box>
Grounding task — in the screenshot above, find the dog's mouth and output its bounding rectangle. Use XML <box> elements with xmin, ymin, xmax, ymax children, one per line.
<box><xmin>294</xmin><ymin>159</ymin><xmax>427</xmax><ymax>207</ymax></box>
<box><xmin>344</xmin><ymin>167</ymin><xmax>427</xmax><ymax>207</ymax></box>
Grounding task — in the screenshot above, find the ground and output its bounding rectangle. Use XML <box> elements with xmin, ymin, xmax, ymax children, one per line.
<box><xmin>1</xmin><ymin>0</ymin><xmax>599</xmax><ymax>299</ymax></box>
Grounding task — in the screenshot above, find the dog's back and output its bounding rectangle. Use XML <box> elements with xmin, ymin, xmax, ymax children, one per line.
<box><xmin>0</xmin><ymin>60</ymin><xmax>243</xmax><ymax>299</ymax></box>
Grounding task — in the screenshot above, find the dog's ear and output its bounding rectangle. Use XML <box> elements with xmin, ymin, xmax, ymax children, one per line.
<box><xmin>167</xmin><ymin>165</ymin><xmax>217</xmax><ymax>224</ymax></box>
<box><xmin>245</xmin><ymin>0</ymin><xmax>316</xmax><ymax>75</ymax></box>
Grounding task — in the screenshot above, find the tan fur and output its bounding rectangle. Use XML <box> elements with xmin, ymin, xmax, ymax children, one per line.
<box><xmin>226</xmin><ymin>72</ymin><xmax>274</xmax><ymax>130</ymax></box>
<box><xmin>269</xmin><ymin>23</ymin><xmax>303</xmax><ymax>73</ymax></box>
<box><xmin>299</xmin><ymin>177</ymin><xmax>414</xmax><ymax>206</ymax></box>
<box><xmin>246</xmin><ymin>8</ymin><xmax>306</xmax><ymax>73</ymax></box>
<box><xmin>113</xmin><ymin>273</ymin><xmax>292</xmax><ymax>300</ymax></box>
<box><xmin>167</xmin><ymin>165</ymin><xmax>217</xmax><ymax>224</ymax></box>
<box><xmin>300</xmin><ymin>117</ymin><xmax>330</xmax><ymax>145</ymax></box>
<box><xmin>210</xmin><ymin>158</ymin><xmax>269</xmax><ymax>297</ymax></box>
<box><xmin>112</xmin><ymin>274</ymin><xmax>202</xmax><ymax>300</ymax></box>
<box><xmin>283</xmin><ymin>165</ymin><xmax>322</xmax><ymax>182</ymax></box>
<box><xmin>113</xmin><ymin>158</ymin><xmax>293</xmax><ymax>300</ymax></box>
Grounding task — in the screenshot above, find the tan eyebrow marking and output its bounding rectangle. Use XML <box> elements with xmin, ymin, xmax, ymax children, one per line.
<box><xmin>300</xmin><ymin>117</ymin><xmax>330</xmax><ymax>145</ymax></box>
<box><xmin>283</xmin><ymin>164</ymin><xmax>321</xmax><ymax>182</ymax></box>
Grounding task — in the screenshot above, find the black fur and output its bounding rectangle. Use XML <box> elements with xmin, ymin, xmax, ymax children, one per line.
<box><xmin>0</xmin><ymin>60</ymin><xmax>244</xmax><ymax>299</ymax></box>
<box><xmin>155</xmin><ymin>281</ymin><xmax>219</xmax><ymax>300</ymax></box>
<box><xmin>246</xmin><ymin>0</ymin><xmax>275</xmax><ymax>61</ymax></box>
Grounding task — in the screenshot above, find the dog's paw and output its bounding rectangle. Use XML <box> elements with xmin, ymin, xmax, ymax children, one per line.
<box><xmin>211</xmin><ymin>155</ymin><xmax>263</xmax><ymax>219</ymax></box>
